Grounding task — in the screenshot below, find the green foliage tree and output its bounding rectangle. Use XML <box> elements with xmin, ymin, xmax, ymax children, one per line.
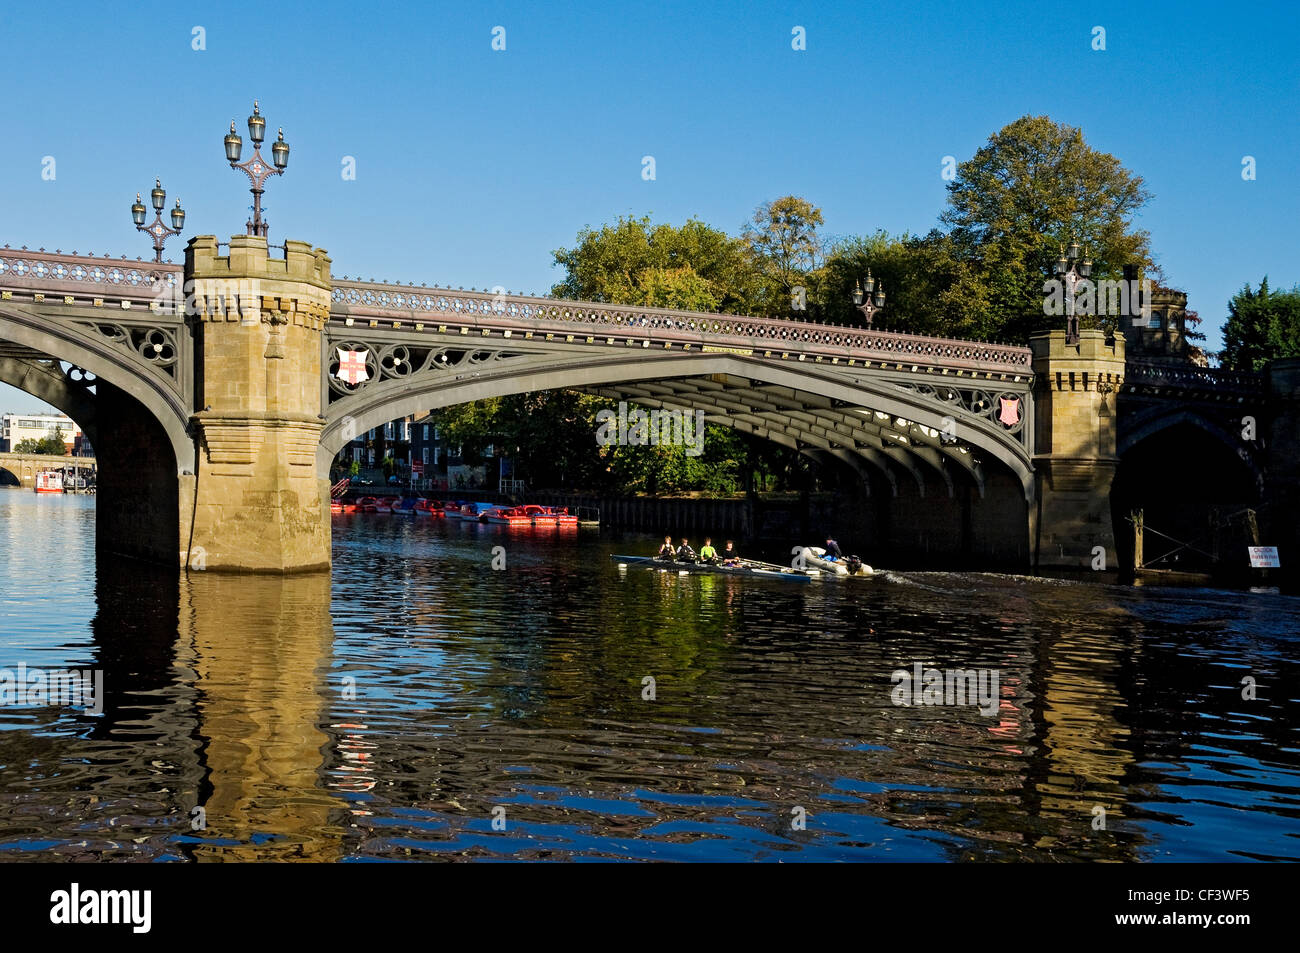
<box><xmin>551</xmin><ymin>215</ymin><xmax>759</xmax><ymax>315</ymax></box>
<box><xmin>14</xmin><ymin>426</ymin><xmax>68</xmax><ymax>455</ymax></box>
<box><xmin>815</xmin><ymin>230</ymin><xmax>994</xmax><ymax>338</ymax></box>
<box><xmin>1221</xmin><ymin>278</ymin><xmax>1300</xmax><ymax>370</ymax></box>
<box><xmin>940</xmin><ymin>115</ymin><xmax>1153</xmax><ymax>341</ymax></box>
<box><xmin>742</xmin><ymin>196</ymin><xmax>825</xmax><ymax>316</ymax></box>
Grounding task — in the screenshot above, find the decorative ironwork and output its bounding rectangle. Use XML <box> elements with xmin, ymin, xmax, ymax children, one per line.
<box><xmin>326</xmin><ymin>341</ymin><xmax>526</xmax><ymax>399</ymax></box>
<box><xmin>890</xmin><ymin>380</ymin><xmax>1031</xmax><ymax>447</ymax></box>
<box><xmin>329</xmin><ymin>279</ymin><xmax>1034</xmax><ymax>374</ymax></box>
<box><xmin>130</xmin><ymin>180</ymin><xmax>185</xmax><ymax>263</ymax></box>
<box><xmin>69</xmin><ymin>321</ymin><xmax>180</xmax><ymax>378</ymax></box>
<box><xmin>0</xmin><ymin>248</ymin><xmax>182</xmax><ymax>307</ymax></box>
<box><xmin>224</xmin><ymin>101</ymin><xmax>290</xmax><ymax>238</ymax></box>
<box><xmin>1123</xmin><ymin>359</ymin><xmax>1265</xmax><ymax>399</ymax></box>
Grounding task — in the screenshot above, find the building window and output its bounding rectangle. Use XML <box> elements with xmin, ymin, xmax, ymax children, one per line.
<box><xmin>423</xmin><ymin>424</ymin><xmax>429</xmax><ymax>440</ymax></box>
<box><xmin>422</xmin><ymin>448</ymin><xmax>429</xmax><ymax>464</ymax></box>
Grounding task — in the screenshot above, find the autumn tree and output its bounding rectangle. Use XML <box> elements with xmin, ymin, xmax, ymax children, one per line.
<box><xmin>940</xmin><ymin>115</ymin><xmax>1153</xmax><ymax>341</ymax></box>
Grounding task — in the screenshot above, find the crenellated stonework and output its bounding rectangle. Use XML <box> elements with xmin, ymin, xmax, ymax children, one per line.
<box><xmin>1031</xmin><ymin>329</ymin><xmax>1126</xmax><ymax>571</ymax></box>
<box><xmin>182</xmin><ymin>235</ymin><xmax>333</xmax><ymax>573</ymax></box>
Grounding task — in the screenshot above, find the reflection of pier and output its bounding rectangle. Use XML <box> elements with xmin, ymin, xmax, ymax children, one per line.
<box><xmin>180</xmin><ymin>572</ymin><xmax>343</xmax><ymax>862</ymax></box>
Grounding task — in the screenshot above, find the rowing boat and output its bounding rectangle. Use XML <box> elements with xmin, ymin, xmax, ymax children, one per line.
<box><xmin>801</xmin><ymin>546</ymin><xmax>873</xmax><ymax>576</ymax></box>
<box><xmin>610</xmin><ymin>554</ymin><xmax>814</xmax><ymax>583</ymax></box>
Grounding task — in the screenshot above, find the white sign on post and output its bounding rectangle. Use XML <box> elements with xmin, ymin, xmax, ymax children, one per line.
<box><xmin>1247</xmin><ymin>546</ymin><xmax>1281</xmax><ymax>568</ymax></box>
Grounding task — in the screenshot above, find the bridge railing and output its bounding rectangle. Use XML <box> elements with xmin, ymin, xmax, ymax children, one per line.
<box><xmin>330</xmin><ymin>278</ymin><xmax>1034</xmax><ymax>375</ymax></box>
<box><xmin>0</xmin><ymin>247</ymin><xmax>184</xmax><ymax>312</ymax></box>
<box><xmin>1124</xmin><ymin>359</ymin><xmax>1265</xmax><ymax>398</ymax></box>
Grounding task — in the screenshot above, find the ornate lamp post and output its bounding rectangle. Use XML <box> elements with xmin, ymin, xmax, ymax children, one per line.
<box><xmin>223</xmin><ymin>100</ymin><xmax>290</xmax><ymax>238</ymax></box>
<box><xmin>130</xmin><ymin>179</ymin><xmax>185</xmax><ymax>262</ymax></box>
<box><xmin>1053</xmin><ymin>238</ymin><xmax>1092</xmax><ymax>346</ymax></box>
<box><xmin>851</xmin><ymin>271</ymin><xmax>885</xmax><ymax>328</ymax></box>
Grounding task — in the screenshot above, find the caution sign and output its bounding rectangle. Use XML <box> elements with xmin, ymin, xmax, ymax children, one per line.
<box><xmin>1247</xmin><ymin>546</ymin><xmax>1280</xmax><ymax>568</ymax></box>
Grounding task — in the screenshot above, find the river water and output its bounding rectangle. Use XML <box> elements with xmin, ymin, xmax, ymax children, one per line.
<box><xmin>0</xmin><ymin>488</ymin><xmax>1297</xmax><ymax>862</ymax></box>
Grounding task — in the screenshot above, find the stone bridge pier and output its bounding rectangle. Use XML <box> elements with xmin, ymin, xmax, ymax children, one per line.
<box><xmin>182</xmin><ymin>235</ymin><xmax>332</xmax><ymax>572</ymax></box>
<box><xmin>1030</xmin><ymin>329</ymin><xmax>1125</xmax><ymax>571</ymax></box>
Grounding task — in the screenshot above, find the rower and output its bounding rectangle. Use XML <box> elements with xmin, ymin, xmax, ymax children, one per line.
<box><xmin>721</xmin><ymin>540</ymin><xmax>740</xmax><ymax>565</ymax></box>
<box><xmin>677</xmin><ymin>537</ymin><xmax>697</xmax><ymax>562</ymax></box>
<box><xmin>824</xmin><ymin>536</ymin><xmax>843</xmax><ymax>561</ymax></box>
<box><xmin>698</xmin><ymin>537</ymin><xmax>718</xmax><ymax>563</ymax></box>
<box><xmin>657</xmin><ymin>535</ymin><xmax>675</xmax><ymax>560</ymax></box>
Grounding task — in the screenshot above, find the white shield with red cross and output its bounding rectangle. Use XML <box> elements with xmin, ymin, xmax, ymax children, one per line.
<box><xmin>336</xmin><ymin>349</ymin><xmax>370</xmax><ymax>385</ymax></box>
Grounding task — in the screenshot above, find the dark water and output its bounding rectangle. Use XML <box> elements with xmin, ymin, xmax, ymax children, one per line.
<box><xmin>0</xmin><ymin>488</ymin><xmax>1297</xmax><ymax>862</ymax></box>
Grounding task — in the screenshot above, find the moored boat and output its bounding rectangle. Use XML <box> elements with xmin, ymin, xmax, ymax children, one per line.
<box><xmin>521</xmin><ymin>504</ymin><xmax>558</xmax><ymax>526</ymax></box>
<box><xmin>412</xmin><ymin>499</ymin><xmax>442</xmax><ymax>517</ymax></box>
<box><xmin>34</xmin><ymin>470</ymin><xmax>63</xmax><ymax>494</ymax></box>
<box><xmin>484</xmin><ymin>506</ymin><xmax>532</xmax><ymax>526</ymax></box>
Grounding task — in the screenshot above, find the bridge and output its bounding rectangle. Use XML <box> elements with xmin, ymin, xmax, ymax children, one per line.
<box><xmin>1</xmin><ymin>236</ymin><xmax>1295</xmax><ymax>582</ymax></box>
<box><xmin>0</xmin><ymin>451</ymin><xmax>97</xmax><ymax>487</ymax></box>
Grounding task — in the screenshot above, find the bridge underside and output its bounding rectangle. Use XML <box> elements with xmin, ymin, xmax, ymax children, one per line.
<box><xmin>319</xmin><ymin>344</ymin><xmax>1037</xmax><ymax>566</ymax></box>
<box><xmin>0</xmin><ymin>340</ymin><xmax>181</xmax><ymax>564</ymax></box>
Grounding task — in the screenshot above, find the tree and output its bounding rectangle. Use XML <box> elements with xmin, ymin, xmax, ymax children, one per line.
<box><xmin>816</xmin><ymin>230</ymin><xmax>995</xmax><ymax>338</ymax></box>
<box><xmin>551</xmin><ymin>215</ymin><xmax>760</xmax><ymax>314</ymax></box>
<box><xmin>940</xmin><ymin>115</ymin><xmax>1153</xmax><ymax>341</ymax></box>
<box><xmin>742</xmin><ymin>196</ymin><xmax>825</xmax><ymax>316</ymax></box>
<box><xmin>1221</xmin><ymin>278</ymin><xmax>1300</xmax><ymax>370</ymax></box>
<box><xmin>14</xmin><ymin>426</ymin><xmax>68</xmax><ymax>455</ymax></box>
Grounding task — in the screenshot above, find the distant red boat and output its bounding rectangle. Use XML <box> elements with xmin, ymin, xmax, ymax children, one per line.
<box><xmin>484</xmin><ymin>506</ymin><xmax>532</xmax><ymax>526</ymax></box>
<box><xmin>331</xmin><ymin>499</ymin><xmax>359</xmax><ymax>514</ymax></box>
<box><xmin>412</xmin><ymin>499</ymin><xmax>443</xmax><ymax>517</ymax></box>
<box><xmin>355</xmin><ymin>496</ymin><xmax>382</xmax><ymax>513</ymax></box>
<box><xmin>547</xmin><ymin>506</ymin><xmax>579</xmax><ymax>527</ymax></box>
<box><xmin>521</xmin><ymin>504</ymin><xmax>558</xmax><ymax>526</ymax></box>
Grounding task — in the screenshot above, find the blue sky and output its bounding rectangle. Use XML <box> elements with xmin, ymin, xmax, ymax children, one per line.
<box><xmin>3</xmin><ymin>0</ymin><xmax>1297</xmax><ymax>412</ymax></box>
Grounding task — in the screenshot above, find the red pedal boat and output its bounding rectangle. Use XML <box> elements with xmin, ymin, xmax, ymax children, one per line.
<box><xmin>484</xmin><ymin>506</ymin><xmax>533</xmax><ymax>526</ymax></box>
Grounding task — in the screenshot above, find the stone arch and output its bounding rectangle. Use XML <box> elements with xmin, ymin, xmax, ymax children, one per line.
<box><xmin>1119</xmin><ymin>405</ymin><xmax>1262</xmax><ymax>489</ymax></box>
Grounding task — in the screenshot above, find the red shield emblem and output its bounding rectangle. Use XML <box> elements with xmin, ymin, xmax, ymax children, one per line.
<box><xmin>336</xmin><ymin>349</ymin><xmax>370</xmax><ymax>385</ymax></box>
<box><xmin>997</xmin><ymin>397</ymin><xmax>1021</xmax><ymax>426</ymax></box>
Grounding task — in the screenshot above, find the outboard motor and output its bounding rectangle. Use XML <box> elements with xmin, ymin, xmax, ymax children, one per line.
<box><xmin>846</xmin><ymin>555</ymin><xmax>863</xmax><ymax>576</ymax></box>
